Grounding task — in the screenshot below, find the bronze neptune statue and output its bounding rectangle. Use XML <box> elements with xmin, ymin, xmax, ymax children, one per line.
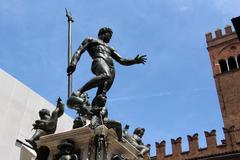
<box><xmin>67</xmin><ymin>27</ymin><xmax>147</xmax><ymax>106</ymax></box>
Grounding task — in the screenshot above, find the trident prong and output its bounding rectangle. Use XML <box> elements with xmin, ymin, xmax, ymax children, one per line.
<box><xmin>65</xmin><ymin>8</ymin><xmax>74</xmax><ymax>22</ymax></box>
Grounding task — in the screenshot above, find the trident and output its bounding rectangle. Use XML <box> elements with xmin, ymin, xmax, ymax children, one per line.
<box><xmin>65</xmin><ymin>9</ymin><xmax>74</xmax><ymax>98</ymax></box>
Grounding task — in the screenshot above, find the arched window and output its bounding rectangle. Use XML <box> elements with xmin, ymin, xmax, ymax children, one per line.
<box><xmin>228</xmin><ymin>56</ymin><xmax>237</xmax><ymax>70</ymax></box>
<box><xmin>219</xmin><ymin>59</ymin><xmax>228</xmax><ymax>73</ymax></box>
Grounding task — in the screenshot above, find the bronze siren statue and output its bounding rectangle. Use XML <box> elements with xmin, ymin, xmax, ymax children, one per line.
<box><xmin>26</xmin><ymin>98</ymin><xmax>64</xmax><ymax>149</ymax></box>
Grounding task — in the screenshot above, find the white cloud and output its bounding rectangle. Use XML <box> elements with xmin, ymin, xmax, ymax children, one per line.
<box><xmin>212</xmin><ymin>0</ymin><xmax>240</xmax><ymax>15</ymax></box>
<box><xmin>178</xmin><ymin>6</ymin><xmax>190</xmax><ymax>12</ymax></box>
<box><xmin>167</xmin><ymin>0</ymin><xmax>192</xmax><ymax>12</ymax></box>
<box><xmin>108</xmin><ymin>88</ymin><xmax>212</xmax><ymax>102</ymax></box>
<box><xmin>169</xmin><ymin>0</ymin><xmax>240</xmax><ymax>15</ymax></box>
<box><xmin>108</xmin><ymin>92</ymin><xmax>172</xmax><ymax>102</ymax></box>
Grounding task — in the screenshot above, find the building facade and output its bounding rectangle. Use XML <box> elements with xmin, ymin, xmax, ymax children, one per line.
<box><xmin>0</xmin><ymin>69</ymin><xmax>73</xmax><ymax>160</ymax></box>
<box><xmin>151</xmin><ymin>25</ymin><xmax>240</xmax><ymax>160</ymax></box>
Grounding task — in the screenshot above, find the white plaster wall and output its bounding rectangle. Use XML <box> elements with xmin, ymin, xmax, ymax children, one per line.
<box><xmin>0</xmin><ymin>68</ymin><xmax>73</xmax><ymax>160</ymax></box>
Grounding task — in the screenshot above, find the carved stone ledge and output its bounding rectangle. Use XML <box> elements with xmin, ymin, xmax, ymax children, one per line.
<box><xmin>34</xmin><ymin>125</ymin><xmax>143</xmax><ymax>160</ymax></box>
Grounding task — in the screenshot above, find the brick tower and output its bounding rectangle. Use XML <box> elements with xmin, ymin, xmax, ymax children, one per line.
<box><xmin>152</xmin><ymin>25</ymin><xmax>240</xmax><ymax>160</ymax></box>
<box><xmin>206</xmin><ymin>25</ymin><xmax>240</xmax><ymax>145</ymax></box>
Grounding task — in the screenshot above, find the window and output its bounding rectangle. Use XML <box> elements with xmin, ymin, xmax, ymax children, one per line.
<box><xmin>219</xmin><ymin>59</ymin><xmax>228</xmax><ymax>73</ymax></box>
<box><xmin>228</xmin><ymin>56</ymin><xmax>237</xmax><ymax>70</ymax></box>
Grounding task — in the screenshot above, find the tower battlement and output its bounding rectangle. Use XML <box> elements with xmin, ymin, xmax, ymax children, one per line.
<box><xmin>153</xmin><ymin>128</ymin><xmax>240</xmax><ymax>160</ymax></box>
<box><xmin>205</xmin><ymin>25</ymin><xmax>233</xmax><ymax>41</ymax></box>
<box><xmin>205</xmin><ymin>25</ymin><xmax>238</xmax><ymax>48</ymax></box>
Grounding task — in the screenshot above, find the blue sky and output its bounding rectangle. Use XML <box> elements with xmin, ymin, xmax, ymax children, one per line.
<box><xmin>1</xmin><ymin>0</ymin><xmax>240</xmax><ymax>156</ymax></box>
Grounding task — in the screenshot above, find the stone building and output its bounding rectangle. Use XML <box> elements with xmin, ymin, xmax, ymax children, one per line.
<box><xmin>151</xmin><ymin>25</ymin><xmax>240</xmax><ymax>160</ymax></box>
<box><xmin>0</xmin><ymin>69</ymin><xmax>73</xmax><ymax>160</ymax></box>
